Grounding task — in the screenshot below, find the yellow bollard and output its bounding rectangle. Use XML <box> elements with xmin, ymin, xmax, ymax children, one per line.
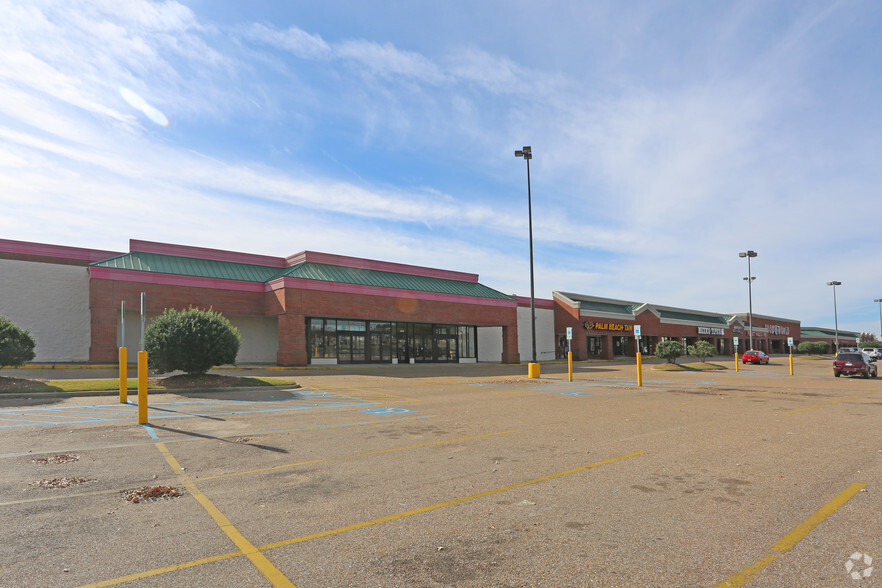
<box><xmin>138</xmin><ymin>351</ymin><xmax>148</xmax><ymax>424</ymax></box>
<box><xmin>119</xmin><ymin>347</ymin><xmax>128</xmax><ymax>403</ymax></box>
<box><xmin>567</xmin><ymin>351</ymin><xmax>573</xmax><ymax>382</ymax></box>
<box><xmin>528</xmin><ymin>362</ymin><xmax>540</xmax><ymax>379</ymax></box>
<box><xmin>789</xmin><ymin>353</ymin><xmax>794</xmax><ymax>376</ymax></box>
<box><xmin>735</xmin><ymin>352</ymin><xmax>739</xmax><ymax>372</ymax></box>
<box><xmin>636</xmin><ymin>352</ymin><xmax>643</xmax><ymax>387</ymax></box>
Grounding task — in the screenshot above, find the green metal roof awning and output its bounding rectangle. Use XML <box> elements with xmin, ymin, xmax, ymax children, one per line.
<box><xmin>658</xmin><ymin>309</ymin><xmax>729</xmax><ymax>325</ymax></box>
<box><xmin>92</xmin><ymin>252</ymin><xmax>281</xmax><ymax>282</ymax></box>
<box><xmin>558</xmin><ymin>293</ymin><xmax>637</xmax><ymax>316</ymax></box>
<box><xmin>281</xmin><ymin>262</ymin><xmax>513</xmax><ymax>300</ymax></box>
<box><xmin>91</xmin><ymin>253</ymin><xmax>513</xmax><ymax>301</ymax></box>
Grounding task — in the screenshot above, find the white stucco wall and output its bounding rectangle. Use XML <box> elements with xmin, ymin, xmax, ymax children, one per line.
<box><xmin>477</xmin><ymin>326</ymin><xmax>502</xmax><ymax>362</ymax></box>
<box><xmin>518</xmin><ymin>306</ymin><xmax>556</xmax><ymax>361</ymax></box>
<box><xmin>0</xmin><ymin>259</ymin><xmax>91</xmax><ymax>362</ymax></box>
<box><xmin>119</xmin><ymin>310</ymin><xmax>278</xmax><ymax>364</ymax></box>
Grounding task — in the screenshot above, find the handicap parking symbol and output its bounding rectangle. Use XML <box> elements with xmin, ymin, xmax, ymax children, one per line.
<box><xmin>360</xmin><ymin>407</ymin><xmax>417</xmax><ymax>416</ymax></box>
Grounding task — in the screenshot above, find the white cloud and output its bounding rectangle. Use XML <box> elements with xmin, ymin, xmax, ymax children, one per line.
<box><xmin>243</xmin><ymin>22</ymin><xmax>331</xmax><ymax>59</ymax></box>
<box><xmin>1</xmin><ymin>0</ymin><xmax>881</xmax><ymax>335</ymax></box>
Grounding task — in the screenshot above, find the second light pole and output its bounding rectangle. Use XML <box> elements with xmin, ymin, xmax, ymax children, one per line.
<box><xmin>874</xmin><ymin>298</ymin><xmax>882</xmax><ymax>342</ymax></box>
<box><xmin>739</xmin><ymin>250</ymin><xmax>757</xmax><ymax>350</ymax></box>
<box><xmin>827</xmin><ymin>281</ymin><xmax>841</xmax><ymax>352</ymax></box>
<box><xmin>514</xmin><ymin>145</ymin><xmax>537</xmax><ymax>369</ymax></box>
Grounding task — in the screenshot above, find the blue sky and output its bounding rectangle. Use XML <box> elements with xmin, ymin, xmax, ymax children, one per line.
<box><xmin>1</xmin><ymin>0</ymin><xmax>881</xmax><ymax>337</ymax></box>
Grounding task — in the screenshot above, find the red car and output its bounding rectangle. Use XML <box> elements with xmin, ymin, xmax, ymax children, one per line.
<box><xmin>741</xmin><ymin>350</ymin><xmax>769</xmax><ymax>364</ymax></box>
<box><xmin>833</xmin><ymin>352</ymin><xmax>878</xmax><ymax>378</ymax></box>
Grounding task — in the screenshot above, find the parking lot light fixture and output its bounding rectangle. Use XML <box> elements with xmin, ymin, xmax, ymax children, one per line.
<box><xmin>827</xmin><ymin>281</ymin><xmax>841</xmax><ymax>352</ymax></box>
<box><xmin>874</xmin><ymin>298</ymin><xmax>882</xmax><ymax>342</ymax></box>
<box><xmin>514</xmin><ymin>145</ymin><xmax>537</xmax><ymax>367</ymax></box>
<box><xmin>739</xmin><ymin>250</ymin><xmax>757</xmax><ymax>350</ymax></box>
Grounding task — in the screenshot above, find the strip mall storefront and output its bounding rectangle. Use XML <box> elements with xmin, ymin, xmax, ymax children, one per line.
<box><xmin>553</xmin><ymin>292</ymin><xmax>801</xmax><ymax>361</ymax></box>
<box><xmin>0</xmin><ymin>239</ymin><xmax>521</xmax><ymax>366</ymax></box>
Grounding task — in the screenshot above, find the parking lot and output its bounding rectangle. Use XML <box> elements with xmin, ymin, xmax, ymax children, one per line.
<box><xmin>1</xmin><ymin>356</ymin><xmax>880</xmax><ymax>587</ymax></box>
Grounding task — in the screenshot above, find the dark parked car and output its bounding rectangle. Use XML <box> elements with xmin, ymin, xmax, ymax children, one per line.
<box><xmin>741</xmin><ymin>350</ymin><xmax>769</xmax><ymax>364</ymax></box>
<box><xmin>833</xmin><ymin>352</ymin><xmax>877</xmax><ymax>378</ymax></box>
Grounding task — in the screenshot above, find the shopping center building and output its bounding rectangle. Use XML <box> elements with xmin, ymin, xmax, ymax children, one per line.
<box><xmin>0</xmin><ymin>238</ymin><xmax>522</xmax><ymax>365</ymax></box>
<box><xmin>553</xmin><ymin>292</ymin><xmax>802</xmax><ymax>360</ymax></box>
<box><xmin>0</xmin><ymin>237</ymin><xmax>851</xmax><ymax>366</ymax></box>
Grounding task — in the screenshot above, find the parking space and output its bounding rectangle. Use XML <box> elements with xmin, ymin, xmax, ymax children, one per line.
<box><xmin>1</xmin><ymin>357</ymin><xmax>880</xmax><ymax>587</ymax></box>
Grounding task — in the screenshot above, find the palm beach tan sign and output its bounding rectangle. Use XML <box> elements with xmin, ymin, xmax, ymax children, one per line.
<box><xmin>584</xmin><ymin>321</ymin><xmax>633</xmax><ymax>332</ymax></box>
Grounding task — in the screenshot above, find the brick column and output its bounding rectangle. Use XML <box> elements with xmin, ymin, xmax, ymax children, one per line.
<box><xmin>277</xmin><ymin>312</ymin><xmax>307</xmax><ymax>366</ymax></box>
<box><xmin>500</xmin><ymin>324</ymin><xmax>521</xmax><ymax>364</ymax></box>
<box><xmin>602</xmin><ymin>334</ymin><xmax>614</xmax><ymax>360</ymax></box>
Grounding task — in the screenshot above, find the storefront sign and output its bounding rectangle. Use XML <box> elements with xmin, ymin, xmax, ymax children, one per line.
<box><xmin>765</xmin><ymin>324</ymin><xmax>790</xmax><ymax>335</ymax></box>
<box><xmin>697</xmin><ymin>327</ymin><xmax>725</xmax><ymax>336</ymax></box>
<box><xmin>584</xmin><ymin>321</ymin><xmax>633</xmax><ymax>332</ymax></box>
<box><xmin>732</xmin><ymin>326</ymin><xmax>744</xmax><ymax>333</ymax></box>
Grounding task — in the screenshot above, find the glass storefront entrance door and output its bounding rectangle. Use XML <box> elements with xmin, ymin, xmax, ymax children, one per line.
<box><xmin>434</xmin><ymin>325</ymin><xmax>458</xmax><ymax>362</ymax></box>
<box><xmin>336</xmin><ymin>320</ymin><xmax>366</xmax><ymax>363</ymax></box>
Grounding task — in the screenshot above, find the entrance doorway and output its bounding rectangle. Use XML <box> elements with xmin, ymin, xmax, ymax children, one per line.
<box><xmin>336</xmin><ymin>319</ymin><xmax>366</xmax><ymax>363</ymax></box>
<box><xmin>587</xmin><ymin>336</ymin><xmax>603</xmax><ymax>357</ymax></box>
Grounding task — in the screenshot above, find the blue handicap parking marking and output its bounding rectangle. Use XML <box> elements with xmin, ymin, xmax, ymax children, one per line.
<box><xmin>360</xmin><ymin>407</ymin><xmax>417</xmax><ymax>416</ymax></box>
<box><xmin>557</xmin><ymin>391</ymin><xmax>595</xmax><ymax>397</ymax></box>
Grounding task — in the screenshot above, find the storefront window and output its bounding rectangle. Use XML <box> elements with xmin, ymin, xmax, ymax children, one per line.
<box><xmin>458</xmin><ymin>325</ymin><xmax>476</xmax><ymax>358</ymax></box>
<box><xmin>308</xmin><ymin>318</ymin><xmax>474</xmax><ymax>364</ymax></box>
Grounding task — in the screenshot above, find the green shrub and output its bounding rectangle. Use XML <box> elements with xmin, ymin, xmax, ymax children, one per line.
<box><xmin>655</xmin><ymin>340</ymin><xmax>683</xmax><ymax>364</ymax></box>
<box><xmin>797</xmin><ymin>341</ymin><xmax>829</xmax><ymax>354</ymax></box>
<box><xmin>0</xmin><ymin>316</ymin><xmax>36</xmax><ymax>369</ymax></box>
<box><xmin>144</xmin><ymin>307</ymin><xmax>241</xmax><ymax>374</ymax></box>
<box><xmin>687</xmin><ymin>340</ymin><xmax>715</xmax><ymax>363</ymax></box>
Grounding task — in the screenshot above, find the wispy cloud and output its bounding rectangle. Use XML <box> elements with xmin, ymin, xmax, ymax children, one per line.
<box><xmin>1</xmin><ymin>0</ymin><xmax>880</xmax><ymax>333</ymax></box>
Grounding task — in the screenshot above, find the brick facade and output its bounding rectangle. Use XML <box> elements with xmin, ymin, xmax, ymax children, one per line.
<box><xmin>87</xmin><ymin>256</ymin><xmax>520</xmax><ymax>366</ymax></box>
<box><xmin>554</xmin><ymin>293</ymin><xmax>802</xmax><ymax>360</ymax></box>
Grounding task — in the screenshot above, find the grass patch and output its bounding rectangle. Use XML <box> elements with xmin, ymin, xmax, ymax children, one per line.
<box><xmin>652</xmin><ymin>362</ymin><xmax>728</xmax><ymax>371</ymax></box>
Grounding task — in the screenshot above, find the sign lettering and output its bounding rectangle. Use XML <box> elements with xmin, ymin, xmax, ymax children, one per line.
<box><xmin>697</xmin><ymin>327</ymin><xmax>725</xmax><ymax>336</ymax></box>
<box><xmin>583</xmin><ymin>321</ymin><xmax>633</xmax><ymax>332</ymax></box>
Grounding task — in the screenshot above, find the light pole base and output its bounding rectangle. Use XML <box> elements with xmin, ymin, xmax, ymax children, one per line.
<box><xmin>528</xmin><ymin>362</ymin><xmax>540</xmax><ymax>379</ymax></box>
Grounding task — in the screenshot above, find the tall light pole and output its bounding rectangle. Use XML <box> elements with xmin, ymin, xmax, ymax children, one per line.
<box><xmin>514</xmin><ymin>145</ymin><xmax>536</xmax><ymax>364</ymax></box>
<box><xmin>738</xmin><ymin>250</ymin><xmax>757</xmax><ymax>350</ymax></box>
<box><xmin>873</xmin><ymin>298</ymin><xmax>882</xmax><ymax>341</ymax></box>
<box><xmin>827</xmin><ymin>281</ymin><xmax>841</xmax><ymax>352</ymax></box>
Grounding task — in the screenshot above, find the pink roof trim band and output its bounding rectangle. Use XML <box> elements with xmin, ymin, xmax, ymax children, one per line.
<box><xmin>513</xmin><ymin>295</ymin><xmax>555</xmax><ymax>309</ymax></box>
<box><xmin>0</xmin><ymin>239</ymin><xmax>122</xmax><ymax>263</ymax></box>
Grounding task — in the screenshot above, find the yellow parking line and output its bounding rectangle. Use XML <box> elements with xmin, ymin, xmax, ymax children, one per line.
<box><xmin>82</xmin><ymin>450</ymin><xmax>644</xmax><ymax>586</ymax></box>
<box><xmin>1</xmin><ymin>487</ymin><xmax>129</xmax><ymax>507</ymax></box>
<box><xmin>78</xmin><ymin>551</ymin><xmax>242</xmax><ymax>588</ymax></box>
<box><xmin>154</xmin><ymin>442</ymin><xmax>296</xmax><ymax>588</ymax></box>
<box><xmin>259</xmin><ymin>450</ymin><xmax>646</xmax><ymax>551</ymax></box>
<box><xmin>199</xmin><ymin>430</ymin><xmax>518</xmax><ymax>481</ymax></box>
<box><xmin>785</xmin><ymin>391</ymin><xmax>881</xmax><ymax>415</ymax></box>
<box><xmin>715</xmin><ymin>482</ymin><xmax>866</xmax><ymax>587</ymax></box>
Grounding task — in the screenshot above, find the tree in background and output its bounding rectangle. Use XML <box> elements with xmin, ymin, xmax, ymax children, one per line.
<box><xmin>145</xmin><ymin>307</ymin><xmax>241</xmax><ymax>375</ymax></box>
<box><xmin>655</xmin><ymin>340</ymin><xmax>683</xmax><ymax>364</ymax></box>
<box><xmin>0</xmin><ymin>316</ymin><xmax>36</xmax><ymax>369</ymax></box>
<box><xmin>860</xmin><ymin>332</ymin><xmax>878</xmax><ymax>342</ymax></box>
<box><xmin>687</xmin><ymin>340</ymin><xmax>715</xmax><ymax>363</ymax></box>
